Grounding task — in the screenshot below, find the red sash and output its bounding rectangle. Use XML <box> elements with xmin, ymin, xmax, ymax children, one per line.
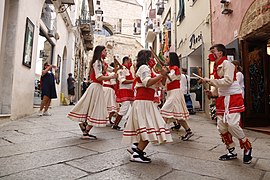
<box><xmin>103</xmin><ymin>84</ymin><xmax>114</xmax><ymax>89</ymax></box>
<box><xmin>135</xmin><ymin>87</ymin><xmax>155</xmax><ymax>101</ymax></box>
<box><xmin>116</xmin><ymin>89</ymin><xmax>134</xmax><ymax>102</ymax></box>
<box><xmin>167</xmin><ymin>80</ymin><xmax>180</xmax><ymax>91</ymax></box>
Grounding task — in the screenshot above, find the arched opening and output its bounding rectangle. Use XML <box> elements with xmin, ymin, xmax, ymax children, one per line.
<box><xmin>239</xmin><ymin>0</ymin><xmax>270</xmax><ymax>127</ymax></box>
<box><xmin>61</xmin><ymin>46</ymin><xmax>68</xmax><ymax>97</ymax></box>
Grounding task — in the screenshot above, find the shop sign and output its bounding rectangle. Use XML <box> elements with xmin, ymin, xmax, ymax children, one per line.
<box><xmin>189</xmin><ymin>33</ymin><xmax>202</xmax><ymax>49</ymax></box>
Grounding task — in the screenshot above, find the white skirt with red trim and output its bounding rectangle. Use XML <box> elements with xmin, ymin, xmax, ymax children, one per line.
<box><xmin>160</xmin><ymin>88</ymin><xmax>189</xmax><ymax>121</ymax></box>
<box><xmin>122</xmin><ymin>100</ymin><xmax>173</xmax><ymax>144</ymax></box>
<box><xmin>103</xmin><ymin>86</ymin><xmax>119</xmax><ymax>113</ymax></box>
<box><xmin>67</xmin><ymin>83</ymin><xmax>108</xmax><ymax>127</ymax></box>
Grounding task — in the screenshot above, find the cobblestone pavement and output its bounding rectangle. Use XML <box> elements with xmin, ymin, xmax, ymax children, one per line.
<box><xmin>0</xmin><ymin>106</ymin><xmax>269</xmax><ymax>180</ymax></box>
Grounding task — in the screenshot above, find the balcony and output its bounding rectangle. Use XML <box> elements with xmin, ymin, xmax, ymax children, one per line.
<box><xmin>78</xmin><ymin>11</ymin><xmax>94</xmax><ymax>51</ymax></box>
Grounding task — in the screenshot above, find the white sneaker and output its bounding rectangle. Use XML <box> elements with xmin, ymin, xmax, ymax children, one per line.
<box><xmin>130</xmin><ymin>152</ymin><xmax>151</xmax><ymax>163</ymax></box>
<box><xmin>43</xmin><ymin>111</ymin><xmax>51</xmax><ymax>116</ymax></box>
<box><xmin>38</xmin><ymin>111</ymin><xmax>43</xmax><ymax>116</ymax></box>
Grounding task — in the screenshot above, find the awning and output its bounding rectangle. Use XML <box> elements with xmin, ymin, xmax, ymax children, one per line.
<box><xmin>146</xmin><ymin>30</ymin><xmax>156</xmax><ymax>43</ymax></box>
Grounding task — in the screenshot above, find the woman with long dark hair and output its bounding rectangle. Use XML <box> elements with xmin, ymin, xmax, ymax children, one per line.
<box><xmin>160</xmin><ymin>52</ymin><xmax>194</xmax><ymax>141</ymax></box>
<box><xmin>67</xmin><ymin>45</ymin><xmax>116</xmax><ymax>139</ymax></box>
<box><xmin>122</xmin><ymin>50</ymin><xmax>172</xmax><ymax>163</ymax></box>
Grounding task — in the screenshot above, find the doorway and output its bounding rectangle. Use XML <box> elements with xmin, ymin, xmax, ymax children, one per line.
<box><xmin>33</xmin><ymin>29</ymin><xmax>54</xmax><ymax>106</ymax></box>
<box><xmin>242</xmin><ymin>38</ymin><xmax>270</xmax><ymax>127</ymax></box>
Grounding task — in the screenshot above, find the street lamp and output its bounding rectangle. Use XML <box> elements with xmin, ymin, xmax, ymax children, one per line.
<box><xmin>95</xmin><ymin>7</ymin><xmax>103</xmax><ymax>31</ymax></box>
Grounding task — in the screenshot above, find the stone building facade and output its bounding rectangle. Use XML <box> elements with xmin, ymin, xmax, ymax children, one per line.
<box><xmin>143</xmin><ymin>0</ymin><xmax>212</xmax><ymax>114</ymax></box>
<box><xmin>0</xmin><ymin>0</ymin><xmax>94</xmax><ymax>120</ymax></box>
<box><xmin>88</xmin><ymin>0</ymin><xmax>143</xmax><ymax>66</ymax></box>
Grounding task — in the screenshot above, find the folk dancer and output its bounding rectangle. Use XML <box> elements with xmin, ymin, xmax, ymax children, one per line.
<box><xmin>122</xmin><ymin>50</ymin><xmax>173</xmax><ymax>163</ymax></box>
<box><xmin>67</xmin><ymin>46</ymin><xmax>117</xmax><ymax>139</ymax></box>
<box><xmin>112</xmin><ymin>56</ymin><xmax>135</xmax><ymax>130</ymax></box>
<box><xmin>160</xmin><ymin>52</ymin><xmax>194</xmax><ymax>141</ymax></box>
<box><xmin>202</xmin><ymin>44</ymin><xmax>252</xmax><ymax>164</ymax></box>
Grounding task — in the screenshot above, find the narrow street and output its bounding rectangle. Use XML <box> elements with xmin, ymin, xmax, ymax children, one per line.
<box><xmin>0</xmin><ymin>106</ymin><xmax>269</xmax><ymax>179</ymax></box>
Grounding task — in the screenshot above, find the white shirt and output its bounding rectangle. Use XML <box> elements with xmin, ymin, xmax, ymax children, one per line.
<box><xmin>180</xmin><ymin>73</ymin><xmax>190</xmax><ymax>94</ymax></box>
<box><xmin>236</xmin><ymin>71</ymin><xmax>245</xmax><ymax>98</ymax></box>
<box><xmin>117</xmin><ymin>67</ymin><xmax>133</xmax><ymax>89</ymax></box>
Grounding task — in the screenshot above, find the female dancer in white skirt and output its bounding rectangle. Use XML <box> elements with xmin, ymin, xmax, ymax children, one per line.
<box><xmin>160</xmin><ymin>52</ymin><xmax>194</xmax><ymax>141</ymax></box>
<box><xmin>67</xmin><ymin>46</ymin><xmax>116</xmax><ymax>139</ymax></box>
<box><xmin>122</xmin><ymin>50</ymin><xmax>173</xmax><ymax>163</ymax></box>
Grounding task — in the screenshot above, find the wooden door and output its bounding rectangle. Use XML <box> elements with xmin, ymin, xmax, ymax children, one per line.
<box><xmin>241</xmin><ymin>40</ymin><xmax>270</xmax><ymax>127</ymax></box>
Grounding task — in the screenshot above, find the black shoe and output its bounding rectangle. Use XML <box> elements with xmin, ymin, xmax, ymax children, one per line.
<box><xmin>181</xmin><ymin>131</ymin><xmax>194</xmax><ymax>141</ymax></box>
<box><xmin>112</xmin><ymin>125</ymin><xmax>122</xmax><ymax>131</ymax></box>
<box><xmin>219</xmin><ymin>148</ymin><xmax>237</xmax><ymax>161</ymax></box>
<box><xmin>81</xmin><ymin>133</ymin><xmax>97</xmax><ymax>139</ymax></box>
<box><xmin>130</xmin><ymin>148</ymin><xmax>151</xmax><ymax>163</ymax></box>
<box><xmin>219</xmin><ymin>153</ymin><xmax>237</xmax><ymax>161</ymax></box>
<box><xmin>243</xmin><ymin>148</ymin><xmax>252</xmax><ymax>164</ymax></box>
<box><xmin>189</xmin><ymin>110</ymin><xmax>196</xmax><ymax>115</ymax></box>
<box><xmin>171</xmin><ymin>124</ymin><xmax>181</xmax><ymax>131</ymax></box>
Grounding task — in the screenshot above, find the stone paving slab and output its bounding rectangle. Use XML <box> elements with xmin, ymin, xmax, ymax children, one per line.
<box><xmin>0</xmin><ymin>164</ymin><xmax>88</xmax><ymax>180</ymax></box>
<box><xmin>151</xmin><ymin>153</ymin><xmax>263</xmax><ymax>180</ymax></box>
<box><xmin>147</xmin><ymin>142</ymin><xmax>251</xmax><ymax>167</ymax></box>
<box><xmin>66</xmin><ymin>149</ymin><xmax>130</xmax><ymax>173</ymax></box>
<box><xmin>0</xmin><ymin>138</ymin><xmax>12</xmax><ymax>146</ymax></box>
<box><xmin>78</xmin><ymin>138</ymin><xmax>128</xmax><ymax>153</ymax></box>
<box><xmin>255</xmin><ymin>159</ymin><xmax>270</xmax><ymax>171</ymax></box>
<box><xmin>263</xmin><ymin>172</ymin><xmax>270</xmax><ymax>180</ymax></box>
<box><xmin>159</xmin><ymin>170</ymin><xmax>220</xmax><ymax>180</ymax></box>
<box><xmin>0</xmin><ymin>146</ymin><xmax>96</xmax><ymax>177</ymax></box>
<box><xmin>0</xmin><ymin>137</ymin><xmax>90</xmax><ymax>158</ymax></box>
<box><xmin>80</xmin><ymin>162</ymin><xmax>172</xmax><ymax>180</ymax></box>
<box><xmin>2</xmin><ymin>131</ymin><xmax>76</xmax><ymax>144</ymax></box>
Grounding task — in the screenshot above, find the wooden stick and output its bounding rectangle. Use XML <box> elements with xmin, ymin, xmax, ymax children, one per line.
<box><xmin>113</xmin><ymin>56</ymin><xmax>123</xmax><ymax>73</ymax></box>
<box><xmin>192</xmin><ymin>73</ymin><xmax>210</xmax><ymax>84</ymax></box>
<box><xmin>149</xmin><ymin>47</ymin><xmax>172</xmax><ymax>81</ymax></box>
<box><xmin>192</xmin><ymin>73</ymin><xmax>204</xmax><ymax>79</ymax></box>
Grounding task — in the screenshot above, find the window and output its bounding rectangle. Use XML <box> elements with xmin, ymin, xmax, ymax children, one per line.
<box><xmin>114</xmin><ymin>19</ymin><xmax>122</xmax><ymax>34</ymax></box>
<box><xmin>134</xmin><ymin>19</ymin><xmax>141</xmax><ymax>35</ymax></box>
<box><xmin>177</xmin><ymin>0</ymin><xmax>185</xmax><ymax>23</ymax></box>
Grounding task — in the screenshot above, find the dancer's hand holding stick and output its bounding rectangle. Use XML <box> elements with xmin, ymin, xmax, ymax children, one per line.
<box><xmin>149</xmin><ymin>47</ymin><xmax>172</xmax><ymax>81</ymax></box>
<box><xmin>192</xmin><ymin>73</ymin><xmax>210</xmax><ymax>84</ymax></box>
<box><xmin>113</xmin><ymin>56</ymin><xmax>123</xmax><ymax>73</ymax></box>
